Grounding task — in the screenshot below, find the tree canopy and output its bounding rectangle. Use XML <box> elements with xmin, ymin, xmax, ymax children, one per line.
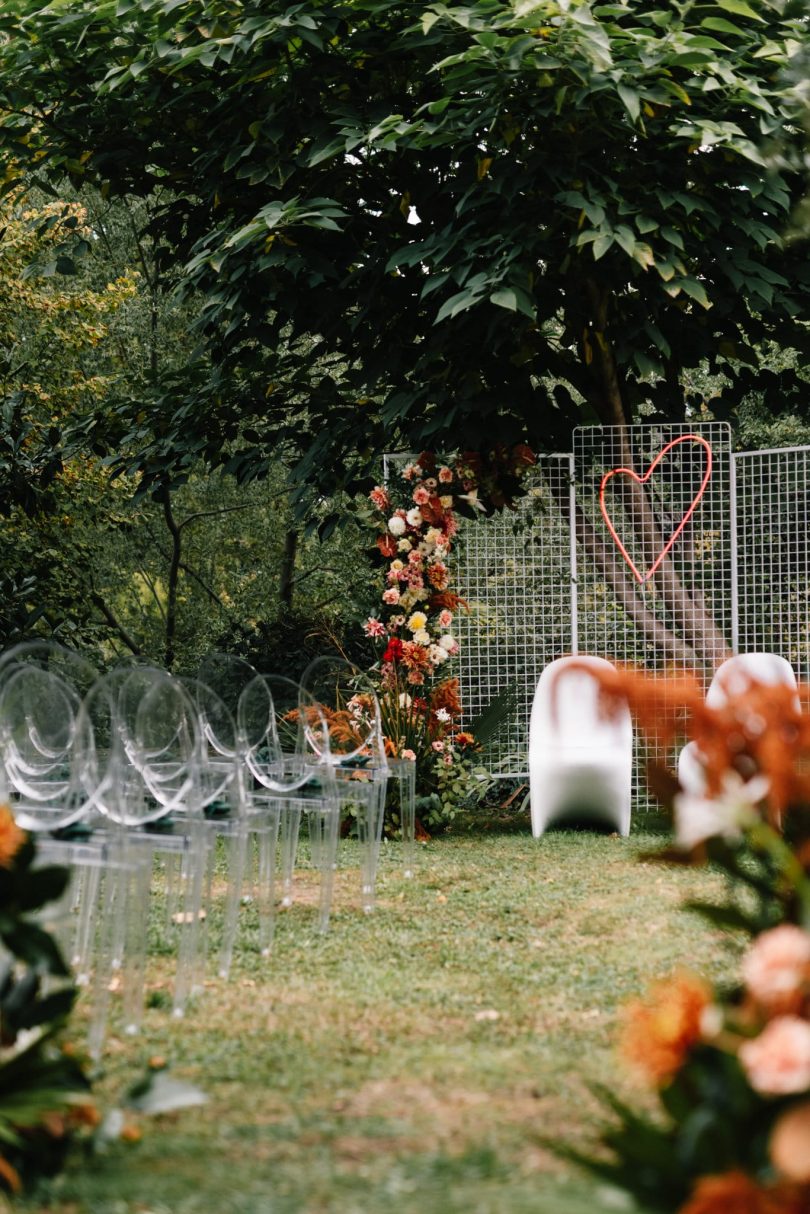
<box><xmin>0</xmin><ymin>0</ymin><xmax>808</xmax><ymax>500</ymax></box>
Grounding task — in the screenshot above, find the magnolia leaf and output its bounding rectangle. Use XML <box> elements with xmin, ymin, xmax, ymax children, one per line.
<box><xmin>592</xmin><ymin>233</ymin><xmax>613</xmax><ymax>260</ymax></box>
<box><xmin>435</xmin><ymin>288</ymin><xmax>482</xmax><ymax>323</ymax></box>
<box><xmin>631</xmin><ymin>242</ymin><xmax>654</xmax><ymax>269</ymax></box>
<box><xmin>617</xmin><ymin>83</ymin><xmax>640</xmax><ymax>123</ymax></box>
<box><xmin>679</xmin><ymin>277</ymin><xmax>712</xmax><ymax>308</ymax></box>
<box><xmin>700</xmin><ymin>16</ymin><xmax>747</xmax><ymax>36</ymax></box>
<box><xmin>490</xmin><ymin>287</ymin><xmax>518</xmax><ymax>312</ymax></box>
<box><xmin>614</xmin><ymin>225</ymin><xmax>636</xmax><ymax>256</ymax></box>
<box><xmin>716</xmin><ymin>0</ymin><xmax>763</xmax><ymax>18</ymax></box>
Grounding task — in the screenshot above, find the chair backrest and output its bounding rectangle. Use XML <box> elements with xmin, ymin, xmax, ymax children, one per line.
<box><xmin>531</xmin><ymin>656</ymin><xmax>632</xmax><ymax>756</ymax></box>
<box><xmin>197</xmin><ymin>653</ymin><xmax>259</xmax><ymax>722</ymax></box>
<box><xmin>239</xmin><ymin>674</ymin><xmax>331</xmax><ymax>793</ymax></box>
<box><xmin>706</xmin><ymin>653</ymin><xmax>799</xmax><ymax>708</ymax></box>
<box><xmin>0</xmin><ymin>640</ymin><xmax>99</xmax><ymax>701</ymax></box>
<box><xmin>77</xmin><ymin>667</ymin><xmax>170</xmax><ymax>827</ymax></box>
<box><xmin>299</xmin><ymin>657</ymin><xmax>388</xmax><ymax>768</ymax></box>
<box><xmin>0</xmin><ymin>664</ymin><xmax>95</xmax><ymax>832</ymax></box>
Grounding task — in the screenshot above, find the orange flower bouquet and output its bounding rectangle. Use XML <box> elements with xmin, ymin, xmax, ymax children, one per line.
<box><xmin>563</xmin><ymin>666</ymin><xmax>810</xmax><ymax>1213</ymax></box>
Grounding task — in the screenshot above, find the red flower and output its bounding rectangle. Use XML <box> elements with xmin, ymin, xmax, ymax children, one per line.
<box><xmin>376</xmin><ymin>534</ymin><xmax>398</xmax><ymax>558</ymax></box>
<box><xmin>383</xmin><ymin>638</ymin><xmax>404</xmax><ymax>664</ymax></box>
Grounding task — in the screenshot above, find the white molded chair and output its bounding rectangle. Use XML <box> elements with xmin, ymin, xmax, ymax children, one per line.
<box><xmin>529</xmin><ymin>656</ymin><xmax>633</xmax><ymax>838</ymax></box>
<box><xmin>678</xmin><ymin>653</ymin><xmax>800</xmax><ymax>795</ymax></box>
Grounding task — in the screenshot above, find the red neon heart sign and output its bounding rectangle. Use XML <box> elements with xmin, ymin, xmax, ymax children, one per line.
<box><xmin>599</xmin><ymin>435</ymin><xmax>713</xmax><ymax>584</ymax></box>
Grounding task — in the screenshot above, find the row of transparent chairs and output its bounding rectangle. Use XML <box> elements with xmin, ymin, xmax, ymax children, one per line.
<box><xmin>0</xmin><ymin>642</ymin><xmax>409</xmax><ymax>1054</ymax></box>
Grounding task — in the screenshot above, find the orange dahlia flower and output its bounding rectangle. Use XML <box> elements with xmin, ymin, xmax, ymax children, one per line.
<box><xmin>679</xmin><ymin>1171</ymin><xmax>810</xmax><ymax>1214</ymax></box>
<box><xmin>0</xmin><ymin>805</ymin><xmax>25</xmax><ymax>869</ymax></box>
<box><xmin>619</xmin><ymin>971</ymin><xmax>711</xmax><ymax>1086</ymax></box>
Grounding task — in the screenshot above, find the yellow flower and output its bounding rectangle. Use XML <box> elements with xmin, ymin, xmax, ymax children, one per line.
<box><xmin>0</xmin><ymin>805</ymin><xmax>25</xmax><ymax>869</ymax></box>
<box><xmin>407</xmin><ymin>611</ymin><xmax>427</xmax><ymax>633</ymax></box>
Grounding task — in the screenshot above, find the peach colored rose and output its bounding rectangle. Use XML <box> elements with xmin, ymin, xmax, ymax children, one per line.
<box><xmin>742</xmin><ymin>926</ymin><xmax>810</xmax><ymax>1013</ymax></box>
<box><xmin>739</xmin><ymin>1016</ymin><xmax>810</xmax><ymax>1096</ymax></box>
<box><xmin>770</xmin><ymin>1100</ymin><xmax>810</xmax><ymax>1182</ymax></box>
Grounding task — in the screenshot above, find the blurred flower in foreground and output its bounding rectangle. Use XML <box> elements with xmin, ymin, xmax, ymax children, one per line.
<box><xmin>673</xmin><ymin>772</ymin><xmax>768</xmax><ymax>851</ymax></box>
<box><xmin>619</xmin><ymin>971</ymin><xmax>711</xmax><ymax>1086</ymax></box>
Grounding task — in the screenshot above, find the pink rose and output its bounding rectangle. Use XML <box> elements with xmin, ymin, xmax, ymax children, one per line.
<box><xmin>401</xmin><ymin>749</ymin><xmax>416</xmax><ymax>761</ymax></box>
<box><xmin>739</xmin><ymin>1016</ymin><xmax>810</xmax><ymax>1095</ymax></box>
<box><xmin>439</xmin><ymin>609</ymin><xmax>453</xmax><ymax>628</ymax></box>
<box><xmin>382</xmin><ymin>588</ymin><xmax>400</xmax><ymax>605</ymax></box>
<box><xmin>743</xmin><ymin>925</ymin><xmax>810</xmax><ymax>1011</ymax></box>
<box><xmin>438</xmin><ymin>466</ymin><xmax>453</xmax><ymax>483</ymax></box>
<box><xmin>412</xmin><ymin>486</ymin><xmax>431</xmax><ymax>505</ymax></box>
<box><xmin>363</xmin><ymin>618</ymin><xmax>386</xmax><ymax>639</ymax></box>
<box><xmin>369</xmin><ymin>486</ymin><xmax>390</xmax><ymax>511</ymax></box>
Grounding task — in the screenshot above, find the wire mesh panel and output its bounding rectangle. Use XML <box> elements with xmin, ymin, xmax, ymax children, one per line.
<box><xmin>454</xmin><ymin>456</ymin><xmax>575</xmax><ymax>775</ymax></box>
<box><xmin>574</xmin><ymin>422</ymin><xmax>733</xmax><ymax>805</ymax></box>
<box><xmin>735</xmin><ymin>447</ymin><xmax>810</xmax><ymax>679</ymax></box>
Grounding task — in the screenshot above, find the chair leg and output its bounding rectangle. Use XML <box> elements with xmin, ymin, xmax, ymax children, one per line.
<box><xmin>353</xmin><ymin>777</ymin><xmax>387</xmax><ymax>914</ymax></box>
<box><xmin>279</xmin><ymin>803</ymin><xmax>302</xmax><ymax>909</ymax></box>
<box><xmin>218</xmin><ymin>824</ymin><xmax>248</xmax><ymax>980</ymax></box>
<box><xmin>255</xmin><ymin>805</ymin><xmax>280</xmax><ymax>958</ymax></box>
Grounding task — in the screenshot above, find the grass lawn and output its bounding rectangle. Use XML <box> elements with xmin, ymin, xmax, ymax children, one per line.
<box><xmin>22</xmin><ymin>827</ymin><xmax>737</xmax><ymax>1214</ymax></box>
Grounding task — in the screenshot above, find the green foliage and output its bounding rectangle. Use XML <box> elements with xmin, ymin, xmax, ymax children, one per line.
<box><xmin>0</xmin><ymin>821</ymin><xmax>92</xmax><ymax>1193</ymax></box>
<box><xmin>1</xmin><ymin>0</ymin><xmax>808</xmax><ymax>504</ymax></box>
<box><xmin>216</xmin><ymin>611</ymin><xmax>371</xmax><ymax>684</ymax></box>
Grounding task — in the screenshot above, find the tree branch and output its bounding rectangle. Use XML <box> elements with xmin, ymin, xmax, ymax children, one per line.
<box><xmin>90</xmin><ymin>591</ymin><xmax>142</xmax><ymax>655</ymax></box>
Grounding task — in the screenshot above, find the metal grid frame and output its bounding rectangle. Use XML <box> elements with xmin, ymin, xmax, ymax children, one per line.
<box><xmin>573</xmin><ymin>422</ymin><xmax>733</xmax><ymax>805</ymax></box>
<box><xmin>454</xmin><ymin>456</ymin><xmax>575</xmax><ymax>774</ymax></box>
<box><xmin>395</xmin><ymin>433</ymin><xmax>810</xmax><ymax>808</ymax></box>
<box><xmin>734</xmin><ymin>446</ymin><xmax>810</xmax><ymax>680</ymax></box>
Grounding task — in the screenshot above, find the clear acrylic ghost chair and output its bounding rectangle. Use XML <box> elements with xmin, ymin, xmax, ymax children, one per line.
<box><xmin>181</xmin><ymin>674</ymin><xmax>254</xmax><ymax>980</ymax></box>
<box><xmin>0</xmin><ymin>664</ymin><xmax>89</xmax><ymax>834</ymax></box>
<box><xmin>0</xmin><ymin>663</ymin><xmax>138</xmax><ymax>1057</ymax></box>
<box><xmin>74</xmin><ymin>667</ymin><xmax>180</xmax><ymax>1039</ymax></box>
<box><xmin>128</xmin><ymin>673</ymin><xmax>236</xmax><ymax>1015</ymax></box>
<box><xmin>529</xmin><ymin>655</ymin><xmax>633</xmax><ymax>838</ymax></box>
<box><xmin>83</xmin><ymin>668</ymin><xmax>230</xmax><ymax>1019</ymax></box>
<box><xmin>237</xmin><ymin>674</ymin><xmax>340</xmax><ymax>940</ymax></box>
<box><xmin>678</xmin><ymin>653</ymin><xmax>800</xmax><ymax>795</ymax></box>
<box><xmin>298</xmin><ymin>657</ymin><xmax>390</xmax><ymax>913</ymax></box>
<box><xmin>210</xmin><ymin>672</ymin><xmax>283</xmax><ymax>974</ymax></box>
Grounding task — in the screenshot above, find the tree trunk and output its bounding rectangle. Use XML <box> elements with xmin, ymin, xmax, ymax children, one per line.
<box><xmin>279</xmin><ymin>529</ymin><xmax>298</xmax><ymax>609</ymax></box>
<box><xmin>161</xmin><ymin>486</ymin><xmax>181</xmax><ymax>670</ymax></box>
